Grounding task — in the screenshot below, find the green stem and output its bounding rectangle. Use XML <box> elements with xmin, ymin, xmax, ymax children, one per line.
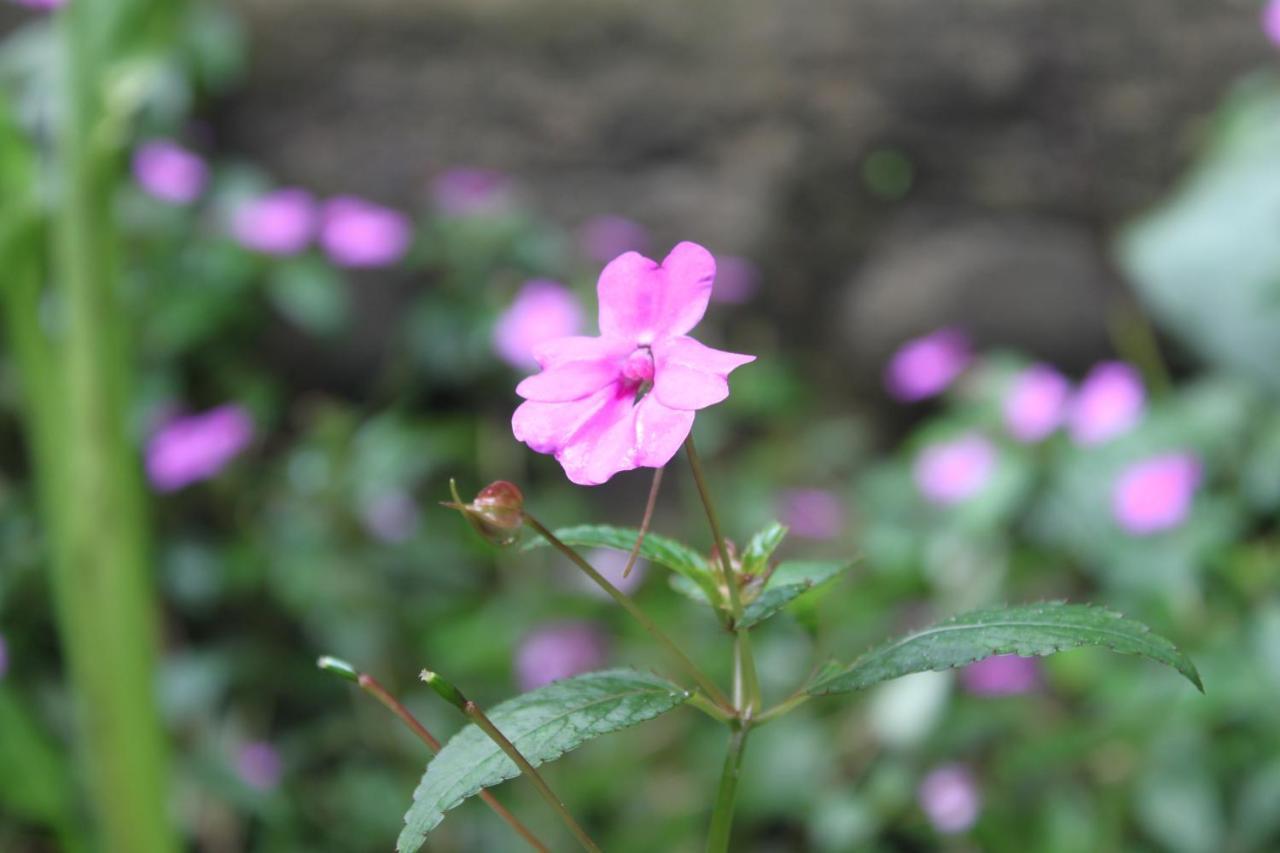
<box><xmin>755</xmin><ymin>691</ymin><xmax>811</xmax><ymax>725</ymax></box>
<box><xmin>683</xmin><ymin>437</ymin><xmax>741</xmax><ymax>618</ymax></box>
<box><xmin>523</xmin><ymin>514</ymin><xmax>735</xmax><ymax>713</ymax></box>
<box><xmin>705</xmin><ymin>726</ymin><xmax>750</xmax><ymax>853</ymax></box>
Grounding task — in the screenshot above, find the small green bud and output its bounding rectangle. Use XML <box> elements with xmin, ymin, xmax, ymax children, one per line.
<box><xmin>420</xmin><ymin>669</ymin><xmax>469</xmax><ymax>711</ymax></box>
<box><xmin>317</xmin><ymin>655</ymin><xmax>360</xmax><ymax>683</ymax></box>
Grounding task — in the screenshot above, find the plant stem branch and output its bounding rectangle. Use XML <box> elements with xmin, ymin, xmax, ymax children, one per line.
<box><xmin>356</xmin><ymin>674</ymin><xmax>549</xmax><ymax>852</ymax></box>
<box><xmin>524</xmin><ymin>513</ymin><xmax>735</xmax><ymax>713</ymax></box>
<box><xmin>755</xmin><ymin>691</ymin><xmax>811</xmax><ymax>725</ymax></box>
<box><xmin>623</xmin><ymin>466</ymin><xmax>664</xmax><ymax>578</ymax></box>
<box><xmin>705</xmin><ymin>726</ymin><xmax>750</xmax><ymax>853</ymax></box>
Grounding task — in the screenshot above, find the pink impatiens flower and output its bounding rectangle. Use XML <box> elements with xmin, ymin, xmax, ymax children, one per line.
<box><xmin>918</xmin><ymin>764</ymin><xmax>981</xmax><ymax>834</ymax></box>
<box><xmin>885</xmin><ymin>328</ymin><xmax>971</xmax><ymax>402</ymax></box>
<box><xmin>777</xmin><ymin>488</ymin><xmax>845</xmax><ymax>539</ymax></box>
<box><xmin>914</xmin><ymin>433</ymin><xmax>997</xmax><ymax>505</ymax></box>
<box><xmin>1111</xmin><ymin>452</ymin><xmax>1201</xmax><ymax>535</ymax></box>
<box><xmin>1003</xmin><ymin>363</ymin><xmax>1070</xmax><ymax>443</ymax></box>
<box><xmin>146</xmin><ymin>405</ymin><xmax>254</xmax><ymax>492</ymax></box>
<box><xmin>493</xmin><ymin>280</ymin><xmax>584</xmax><ymax>370</ymax></box>
<box><xmin>133</xmin><ymin>140</ymin><xmax>207</xmax><ymax>205</ymax></box>
<box><xmin>960</xmin><ymin>655</ymin><xmax>1040</xmax><ymax>696</ymax></box>
<box><xmin>1265</xmin><ymin>0</ymin><xmax>1280</xmax><ymax>46</ymax></box>
<box><xmin>1068</xmin><ymin>362</ymin><xmax>1145</xmax><ymax>446</ymax></box>
<box><xmin>512</xmin><ymin>242</ymin><xmax>755</xmax><ymax>485</ymax></box>
<box><xmin>515</xmin><ymin>621</ymin><xmax>608</xmax><ymax>691</ymax></box>
<box><xmin>231</xmin><ymin>188</ymin><xmax>317</xmax><ymax>256</ymax></box>
<box><xmin>319</xmin><ymin>196</ymin><xmax>412</xmax><ymax>268</ymax></box>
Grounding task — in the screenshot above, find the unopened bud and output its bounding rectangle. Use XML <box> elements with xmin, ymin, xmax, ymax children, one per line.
<box><xmin>445</xmin><ymin>479</ymin><xmax>525</xmax><ymax>546</ymax></box>
<box><xmin>420</xmin><ymin>669</ymin><xmax>469</xmax><ymax>711</ymax></box>
<box><xmin>316</xmin><ymin>655</ymin><xmax>360</xmax><ymax>684</ymax></box>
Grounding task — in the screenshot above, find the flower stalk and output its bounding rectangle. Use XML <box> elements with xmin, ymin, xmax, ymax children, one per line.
<box><xmin>705</xmin><ymin>726</ymin><xmax>750</xmax><ymax>853</ymax></box>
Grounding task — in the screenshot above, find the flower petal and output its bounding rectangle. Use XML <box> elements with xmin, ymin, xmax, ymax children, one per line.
<box><xmin>651</xmin><ymin>335</ymin><xmax>756</xmax><ymax>411</ymax></box>
<box><xmin>633</xmin><ymin>395</ymin><xmax>695</xmax><ymax>467</ymax></box>
<box><xmin>515</xmin><ymin>359</ymin><xmax>622</xmax><ymax>402</ymax></box>
<box><xmin>597</xmin><ymin>242</ymin><xmax>716</xmax><ymax>344</ymax></box>
<box><xmin>512</xmin><ymin>386</ymin><xmax>621</xmax><ymax>454</ymax></box>
<box><xmin>555</xmin><ymin>395</ymin><xmax>641</xmax><ymax>486</ymax></box>
<box><xmin>530</xmin><ymin>335</ymin><xmax>631</xmax><ymax>369</ymax></box>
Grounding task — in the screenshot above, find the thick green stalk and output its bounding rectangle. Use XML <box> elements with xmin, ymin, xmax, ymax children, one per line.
<box><xmin>705</xmin><ymin>726</ymin><xmax>749</xmax><ymax>853</ymax></box>
<box><xmin>36</xmin><ymin>4</ymin><xmax>178</xmax><ymax>851</ymax></box>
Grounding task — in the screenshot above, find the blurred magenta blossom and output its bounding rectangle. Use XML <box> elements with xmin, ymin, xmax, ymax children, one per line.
<box><xmin>360</xmin><ymin>490</ymin><xmax>420</xmax><ymax>544</ymax></box>
<box><xmin>132</xmin><ymin>140</ymin><xmax>207</xmax><ymax>205</ymax></box>
<box><xmin>0</xmin><ymin>633</ymin><xmax>8</xmax><ymax>680</ymax></box>
<box><xmin>577</xmin><ymin>547</ymin><xmax>647</xmax><ymax>597</ymax></box>
<box><xmin>711</xmin><ymin>255</ymin><xmax>760</xmax><ymax>304</ymax></box>
<box><xmin>1112</xmin><ymin>452</ymin><xmax>1201</xmax><ymax>535</ymax></box>
<box><xmin>918</xmin><ymin>764</ymin><xmax>981</xmax><ymax>834</ymax></box>
<box><xmin>884</xmin><ymin>328</ymin><xmax>971</xmax><ymax>402</ymax></box>
<box><xmin>914</xmin><ymin>433</ymin><xmax>996</xmax><ymax>505</ymax></box>
<box><xmin>493</xmin><ymin>280</ymin><xmax>585</xmax><ymax>370</ymax></box>
<box><xmin>512</xmin><ymin>242</ymin><xmax>754</xmax><ymax>485</ymax></box>
<box><xmin>10</xmin><ymin>0</ymin><xmax>64</xmax><ymax>9</ymax></box>
<box><xmin>431</xmin><ymin>167</ymin><xmax>514</xmax><ymax>218</ymax></box>
<box><xmin>236</xmin><ymin>741</ymin><xmax>283</xmax><ymax>792</ymax></box>
<box><xmin>1265</xmin><ymin>0</ymin><xmax>1280</xmax><ymax>45</ymax></box>
<box><xmin>579</xmin><ymin>215</ymin><xmax>650</xmax><ymax>263</ymax></box>
<box><xmin>145</xmin><ymin>405</ymin><xmax>254</xmax><ymax>492</ymax></box>
<box><xmin>777</xmin><ymin>488</ymin><xmax>845</xmax><ymax>540</ymax></box>
<box><xmin>231</xmin><ymin>188</ymin><xmax>316</xmax><ymax>256</ymax></box>
<box><xmin>960</xmin><ymin>654</ymin><xmax>1040</xmax><ymax>696</ymax></box>
<box><xmin>515</xmin><ymin>622</ymin><xmax>608</xmax><ymax>691</ymax></box>
<box><xmin>319</xmin><ymin>196</ymin><xmax>412</xmax><ymax>268</ymax></box>
<box><xmin>1068</xmin><ymin>362</ymin><xmax>1145</xmax><ymax>446</ymax></box>
<box><xmin>1003</xmin><ymin>363</ymin><xmax>1070</xmax><ymax>442</ymax></box>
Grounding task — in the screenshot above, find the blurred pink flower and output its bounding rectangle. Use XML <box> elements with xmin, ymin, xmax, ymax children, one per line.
<box><xmin>515</xmin><ymin>622</ymin><xmax>608</xmax><ymax>691</ymax></box>
<box><xmin>777</xmin><ymin>488</ymin><xmax>845</xmax><ymax>540</ymax></box>
<box><xmin>711</xmin><ymin>255</ymin><xmax>760</xmax><ymax>304</ymax></box>
<box><xmin>579</xmin><ymin>215</ymin><xmax>650</xmax><ymax>263</ymax></box>
<box><xmin>493</xmin><ymin>280</ymin><xmax>585</xmax><ymax>370</ymax></box>
<box><xmin>231</xmin><ymin>188</ymin><xmax>316</xmax><ymax>256</ymax></box>
<box><xmin>1067</xmin><ymin>362</ymin><xmax>1145</xmax><ymax>446</ymax></box>
<box><xmin>960</xmin><ymin>655</ymin><xmax>1040</xmax><ymax>696</ymax></box>
<box><xmin>319</xmin><ymin>196</ymin><xmax>412</xmax><ymax>268</ymax></box>
<box><xmin>146</xmin><ymin>405</ymin><xmax>254</xmax><ymax>492</ymax></box>
<box><xmin>513</xmin><ymin>242</ymin><xmax>754</xmax><ymax>485</ymax></box>
<box><xmin>1265</xmin><ymin>0</ymin><xmax>1280</xmax><ymax>45</ymax></box>
<box><xmin>11</xmin><ymin>0</ymin><xmax>65</xmax><ymax>9</ymax></box>
<box><xmin>0</xmin><ymin>633</ymin><xmax>8</xmax><ymax>680</ymax></box>
<box><xmin>914</xmin><ymin>433</ymin><xmax>997</xmax><ymax>505</ymax></box>
<box><xmin>236</xmin><ymin>741</ymin><xmax>282</xmax><ymax>792</ymax></box>
<box><xmin>1003</xmin><ymin>363</ymin><xmax>1070</xmax><ymax>442</ymax></box>
<box><xmin>918</xmin><ymin>764</ymin><xmax>981</xmax><ymax>834</ymax></box>
<box><xmin>1112</xmin><ymin>452</ymin><xmax>1201</xmax><ymax>535</ymax></box>
<box><xmin>133</xmin><ymin>140</ymin><xmax>207</xmax><ymax>205</ymax></box>
<box><xmin>884</xmin><ymin>329</ymin><xmax>971</xmax><ymax>402</ymax></box>
<box><xmin>431</xmin><ymin>167</ymin><xmax>513</xmax><ymax>218</ymax></box>
<box><xmin>574</xmin><ymin>547</ymin><xmax>647</xmax><ymax>597</ymax></box>
<box><xmin>360</xmin><ymin>490</ymin><xmax>420</xmax><ymax>543</ymax></box>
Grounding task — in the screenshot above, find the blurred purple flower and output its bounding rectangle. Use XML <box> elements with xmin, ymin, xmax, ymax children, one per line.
<box><xmin>579</xmin><ymin>215</ymin><xmax>650</xmax><ymax>264</ymax></box>
<box><xmin>918</xmin><ymin>764</ymin><xmax>981</xmax><ymax>834</ymax></box>
<box><xmin>236</xmin><ymin>741</ymin><xmax>282</xmax><ymax>792</ymax></box>
<box><xmin>712</xmin><ymin>255</ymin><xmax>760</xmax><ymax>304</ymax></box>
<box><xmin>360</xmin><ymin>490</ymin><xmax>420</xmax><ymax>544</ymax></box>
<box><xmin>1068</xmin><ymin>362</ymin><xmax>1145</xmax><ymax>446</ymax></box>
<box><xmin>0</xmin><ymin>633</ymin><xmax>8</xmax><ymax>680</ymax></box>
<box><xmin>431</xmin><ymin>167</ymin><xmax>514</xmax><ymax>218</ymax></box>
<box><xmin>885</xmin><ymin>329</ymin><xmax>971</xmax><ymax>402</ymax></box>
<box><xmin>1265</xmin><ymin>0</ymin><xmax>1280</xmax><ymax>46</ymax></box>
<box><xmin>133</xmin><ymin>140</ymin><xmax>207</xmax><ymax>205</ymax></box>
<box><xmin>914</xmin><ymin>433</ymin><xmax>997</xmax><ymax>506</ymax></box>
<box><xmin>1112</xmin><ymin>452</ymin><xmax>1201</xmax><ymax>535</ymax></box>
<box><xmin>960</xmin><ymin>655</ymin><xmax>1039</xmax><ymax>696</ymax></box>
<box><xmin>493</xmin><ymin>280</ymin><xmax>585</xmax><ymax>370</ymax></box>
<box><xmin>231</xmin><ymin>188</ymin><xmax>317</xmax><ymax>256</ymax></box>
<box><xmin>11</xmin><ymin>0</ymin><xmax>65</xmax><ymax>9</ymax></box>
<box><xmin>1003</xmin><ymin>363</ymin><xmax>1070</xmax><ymax>442</ymax></box>
<box><xmin>575</xmin><ymin>547</ymin><xmax>647</xmax><ymax>598</ymax></box>
<box><xmin>319</xmin><ymin>196</ymin><xmax>412</xmax><ymax>268</ymax></box>
<box><xmin>515</xmin><ymin>621</ymin><xmax>608</xmax><ymax>692</ymax></box>
<box><xmin>146</xmin><ymin>405</ymin><xmax>254</xmax><ymax>492</ymax></box>
<box><xmin>777</xmin><ymin>488</ymin><xmax>845</xmax><ymax>540</ymax></box>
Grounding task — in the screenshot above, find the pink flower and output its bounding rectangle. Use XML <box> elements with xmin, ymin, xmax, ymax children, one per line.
<box><xmin>918</xmin><ymin>764</ymin><xmax>981</xmax><ymax>834</ymax></box>
<box><xmin>512</xmin><ymin>242</ymin><xmax>755</xmax><ymax>486</ymax></box>
<box><xmin>1068</xmin><ymin>362</ymin><xmax>1145</xmax><ymax>446</ymax></box>
<box><xmin>914</xmin><ymin>433</ymin><xmax>997</xmax><ymax>505</ymax></box>
<box><xmin>515</xmin><ymin>622</ymin><xmax>608</xmax><ymax>691</ymax></box>
<box><xmin>1003</xmin><ymin>363</ymin><xmax>1070</xmax><ymax>442</ymax></box>
<box><xmin>145</xmin><ymin>405</ymin><xmax>254</xmax><ymax>492</ymax></box>
<box><xmin>493</xmin><ymin>280</ymin><xmax>585</xmax><ymax>370</ymax></box>
<box><xmin>579</xmin><ymin>215</ymin><xmax>650</xmax><ymax>263</ymax></box>
<box><xmin>960</xmin><ymin>655</ymin><xmax>1039</xmax><ymax>696</ymax></box>
<box><xmin>360</xmin><ymin>491</ymin><xmax>420</xmax><ymax>543</ymax></box>
<box><xmin>231</xmin><ymin>188</ymin><xmax>316</xmax><ymax>256</ymax></box>
<box><xmin>132</xmin><ymin>140</ymin><xmax>207</xmax><ymax>205</ymax></box>
<box><xmin>885</xmin><ymin>329</ymin><xmax>971</xmax><ymax>402</ymax></box>
<box><xmin>319</xmin><ymin>196</ymin><xmax>412</xmax><ymax>268</ymax></box>
<box><xmin>0</xmin><ymin>633</ymin><xmax>8</xmax><ymax>680</ymax></box>
<box><xmin>711</xmin><ymin>255</ymin><xmax>760</xmax><ymax>304</ymax></box>
<box><xmin>11</xmin><ymin>0</ymin><xmax>65</xmax><ymax>9</ymax></box>
<box><xmin>431</xmin><ymin>167</ymin><xmax>513</xmax><ymax>218</ymax></box>
<box><xmin>236</xmin><ymin>741</ymin><xmax>282</xmax><ymax>792</ymax></box>
<box><xmin>777</xmin><ymin>488</ymin><xmax>845</xmax><ymax>540</ymax></box>
<box><xmin>1265</xmin><ymin>0</ymin><xmax>1280</xmax><ymax>46</ymax></box>
<box><xmin>1112</xmin><ymin>453</ymin><xmax>1201</xmax><ymax>535</ymax></box>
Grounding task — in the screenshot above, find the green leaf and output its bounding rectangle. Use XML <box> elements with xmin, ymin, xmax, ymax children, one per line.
<box><xmin>267</xmin><ymin>256</ymin><xmax>349</xmax><ymax>336</ymax></box>
<box><xmin>807</xmin><ymin>602</ymin><xmax>1203</xmax><ymax>695</ymax></box>
<box><xmin>739</xmin><ymin>560</ymin><xmax>849</xmax><ymax>629</ymax></box>
<box><xmin>741</xmin><ymin>521</ymin><xmax>788</xmax><ymax>577</ymax></box>
<box><xmin>397</xmin><ymin>669</ymin><xmax>690</xmax><ymax>852</ymax></box>
<box><xmin>523</xmin><ymin>524</ymin><xmax>720</xmax><ymax>602</ymax></box>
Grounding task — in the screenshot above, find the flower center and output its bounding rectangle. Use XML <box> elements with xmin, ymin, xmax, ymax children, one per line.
<box><xmin>620</xmin><ymin>347</ymin><xmax>655</xmax><ymax>387</ymax></box>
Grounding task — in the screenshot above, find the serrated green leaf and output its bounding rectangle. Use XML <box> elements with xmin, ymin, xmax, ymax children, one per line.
<box><xmin>807</xmin><ymin>602</ymin><xmax>1203</xmax><ymax>695</ymax></box>
<box><xmin>739</xmin><ymin>560</ymin><xmax>848</xmax><ymax>629</ymax></box>
<box><xmin>523</xmin><ymin>524</ymin><xmax>720</xmax><ymax>602</ymax></box>
<box><xmin>397</xmin><ymin>669</ymin><xmax>689</xmax><ymax>852</ymax></box>
<box><xmin>741</xmin><ymin>521</ymin><xmax>788</xmax><ymax>577</ymax></box>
